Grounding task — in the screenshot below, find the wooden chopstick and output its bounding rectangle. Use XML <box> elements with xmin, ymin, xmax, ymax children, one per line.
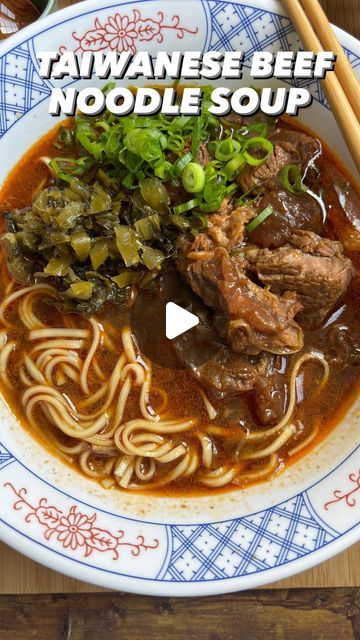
<box><xmin>301</xmin><ymin>0</ymin><xmax>360</xmax><ymax>121</ymax></box>
<box><xmin>282</xmin><ymin>0</ymin><xmax>360</xmax><ymax>173</ymax></box>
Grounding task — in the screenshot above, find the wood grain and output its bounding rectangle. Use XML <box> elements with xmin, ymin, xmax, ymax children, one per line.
<box><xmin>0</xmin><ymin>0</ymin><xmax>359</xmax><ymax>597</ymax></box>
<box><xmin>0</xmin><ymin>540</ymin><xmax>360</xmax><ymax>594</ymax></box>
<box><xmin>1</xmin><ymin>589</ymin><xmax>360</xmax><ymax>639</ymax></box>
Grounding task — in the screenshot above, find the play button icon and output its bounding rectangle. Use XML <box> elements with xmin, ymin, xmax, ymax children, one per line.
<box><xmin>165</xmin><ymin>302</ymin><xmax>199</xmax><ymax>340</ymax></box>
<box><xmin>130</xmin><ymin>271</ymin><xmax>226</xmax><ymax>369</ymax></box>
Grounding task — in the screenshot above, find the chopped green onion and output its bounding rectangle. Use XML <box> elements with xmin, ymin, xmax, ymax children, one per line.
<box><xmin>154</xmin><ymin>161</ymin><xmax>172</xmax><ymax>180</ymax></box>
<box><xmin>76</xmin><ymin>122</ymin><xmax>103</xmax><ymax>161</ymax></box>
<box><xmin>167</xmin><ymin>134</ymin><xmax>185</xmax><ymax>152</ymax></box>
<box><xmin>121</xmin><ymin>173</ymin><xmax>136</xmax><ymax>190</ymax></box>
<box><xmin>203</xmin><ymin>169</ymin><xmax>226</xmax><ymax>205</ymax></box>
<box><xmin>280</xmin><ymin>163</ymin><xmax>303</xmax><ymax>195</ymax></box>
<box><xmin>173</xmin><ymin>199</ymin><xmax>200</xmax><ymax>214</ymax></box>
<box><xmin>226</xmin><ymin>182</ymin><xmax>238</xmax><ymax>196</ymax></box>
<box><xmin>124</xmin><ymin>129</ymin><xmax>165</xmax><ymax>166</ymax></box>
<box><xmin>102</xmin><ymin>82</ymin><xmax>116</xmax><ymax>94</ymax></box>
<box><xmin>125</xmin><ymin>150</ymin><xmax>143</xmax><ymax>173</ymax></box>
<box><xmin>191</xmin><ymin>117</ymin><xmax>202</xmax><ymax>158</ymax></box>
<box><xmin>242</xmin><ymin>137</ymin><xmax>273</xmax><ymax>166</ymax></box>
<box><xmin>170</xmin><ymin>114</ymin><xmax>191</xmax><ymax>129</ymax></box>
<box><xmin>172</xmin><ymin>152</ymin><xmax>193</xmax><ymax>177</ymax></box>
<box><xmin>182</xmin><ymin>163</ymin><xmax>205</xmax><ymax>193</ymax></box>
<box><xmin>205</xmin><ymin>160</ymin><xmax>223</xmax><ymax>173</ymax></box>
<box><xmin>215</xmin><ymin>138</ymin><xmax>241</xmax><ymax>161</ymax></box>
<box><xmin>49</xmin><ymin>159</ymin><xmax>71</xmax><ymax>183</ymax></box>
<box><xmin>246</xmin><ymin>205</ymin><xmax>274</xmax><ymax>232</ymax></box>
<box><xmin>58</xmin><ymin>126</ymin><xmax>74</xmax><ymax>145</ymax></box>
<box><xmin>224</xmin><ymin>153</ymin><xmax>246</xmax><ymax>180</ymax></box>
<box><xmin>207</xmin><ymin>140</ymin><xmax>217</xmax><ymax>156</ymax></box>
<box><xmin>94</xmin><ymin>121</ymin><xmax>111</xmax><ymax>133</ymax></box>
<box><xmin>199</xmin><ymin>198</ymin><xmax>223</xmax><ymax>213</ymax></box>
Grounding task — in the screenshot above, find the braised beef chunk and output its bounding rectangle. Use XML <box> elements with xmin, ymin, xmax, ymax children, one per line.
<box><xmin>182</xmin><ymin>344</ymin><xmax>257</xmax><ymax>398</ymax></box>
<box><xmin>171</xmin><ymin>122</ymin><xmax>356</xmax><ymax>425</ymax></box>
<box><xmin>177</xmin><ymin>203</ymin><xmax>255</xmax><ymax>268</ymax></box>
<box><xmin>174</xmin><ymin>317</ymin><xmax>287</xmax><ymax>421</ymax></box>
<box><xmin>171</xmin><ymin>293</ymin><xmax>257</xmax><ymax>398</ymax></box>
<box><xmin>225</xmin><ymin>290</ymin><xmax>303</xmax><ymax>356</ymax></box>
<box><xmin>205</xmin><ymin>204</ymin><xmax>255</xmax><ymax>251</ymax></box>
<box><xmin>173</xmin><ymin>306</ymin><xmax>288</xmax><ymax>420</ymax></box>
<box><xmin>326</xmin><ymin>323</ymin><xmax>360</xmax><ymax>367</ymax></box>
<box><xmin>252</xmin><ymin>355</ymin><xmax>287</xmax><ymax>425</ymax></box>
<box><xmin>237</xmin><ymin>129</ymin><xmax>320</xmax><ymax>193</ymax></box>
<box><xmin>247</xmin><ymin>188</ymin><xmax>323</xmax><ymax>248</ymax></box>
<box><xmin>246</xmin><ymin>230</ymin><xmax>354</xmax><ymax>327</ymax></box>
<box><xmin>327</xmin><ymin>177</ymin><xmax>360</xmax><ymax>253</ymax></box>
<box><xmin>237</xmin><ymin>140</ymin><xmax>298</xmax><ymax>193</ymax></box>
<box><xmin>222</xmin><ymin>112</ymin><xmax>244</xmax><ymax>126</ymax></box>
<box><xmin>269</xmin><ymin>129</ymin><xmax>321</xmax><ymax>171</ymax></box>
<box><xmin>180</xmin><ymin>246</ymin><xmax>303</xmax><ymax>355</ymax></box>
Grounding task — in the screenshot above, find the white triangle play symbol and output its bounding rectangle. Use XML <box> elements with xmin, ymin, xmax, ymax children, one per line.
<box><xmin>165</xmin><ymin>302</ymin><xmax>199</xmax><ymax>340</ymax></box>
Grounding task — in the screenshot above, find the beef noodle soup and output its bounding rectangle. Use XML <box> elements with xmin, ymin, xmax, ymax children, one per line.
<box><xmin>0</xmin><ymin>87</ymin><xmax>359</xmax><ymax>494</ymax></box>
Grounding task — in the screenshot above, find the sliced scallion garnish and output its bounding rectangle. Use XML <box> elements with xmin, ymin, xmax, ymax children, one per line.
<box><xmin>173</xmin><ymin>198</ymin><xmax>200</xmax><ymax>214</ymax></box>
<box><xmin>191</xmin><ymin>116</ymin><xmax>202</xmax><ymax>158</ymax></box>
<box><xmin>215</xmin><ymin>138</ymin><xmax>241</xmax><ymax>161</ymax></box>
<box><xmin>246</xmin><ymin>205</ymin><xmax>274</xmax><ymax>232</ymax></box>
<box><xmin>172</xmin><ymin>152</ymin><xmax>193</xmax><ymax>177</ymax></box>
<box><xmin>155</xmin><ymin>160</ymin><xmax>172</xmax><ymax>180</ymax></box>
<box><xmin>226</xmin><ymin>182</ymin><xmax>238</xmax><ymax>196</ymax></box>
<box><xmin>167</xmin><ymin>134</ymin><xmax>185</xmax><ymax>152</ymax></box>
<box><xmin>280</xmin><ymin>164</ymin><xmax>304</xmax><ymax>195</ymax></box>
<box><xmin>182</xmin><ymin>162</ymin><xmax>205</xmax><ymax>193</ymax></box>
<box><xmin>242</xmin><ymin>136</ymin><xmax>273</xmax><ymax>166</ymax></box>
<box><xmin>224</xmin><ymin>153</ymin><xmax>246</xmax><ymax>180</ymax></box>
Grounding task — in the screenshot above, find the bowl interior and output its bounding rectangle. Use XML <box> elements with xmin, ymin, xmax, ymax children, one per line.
<box><xmin>0</xmin><ymin>0</ymin><xmax>359</xmax><ymax>522</ymax></box>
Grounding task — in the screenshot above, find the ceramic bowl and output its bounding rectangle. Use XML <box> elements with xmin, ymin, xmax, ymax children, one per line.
<box><xmin>0</xmin><ymin>0</ymin><xmax>359</xmax><ymax>596</ymax></box>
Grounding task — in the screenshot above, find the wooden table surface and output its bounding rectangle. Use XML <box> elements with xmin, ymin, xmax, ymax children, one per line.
<box><xmin>1</xmin><ymin>0</ymin><xmax>360</xmax><ymax>637</ymax></box>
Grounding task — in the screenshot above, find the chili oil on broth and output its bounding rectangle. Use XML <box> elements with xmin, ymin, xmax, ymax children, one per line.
<box><xmin>0</xmin><ymin>120</ymin><xmax>359</xmax><ymax>496</ymax></box>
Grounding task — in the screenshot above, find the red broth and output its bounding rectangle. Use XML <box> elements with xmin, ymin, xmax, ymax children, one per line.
<box><xmin>0</xmin><ymin>118</ymin><xmax>360</xmax><ymax>496</ymax></box>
